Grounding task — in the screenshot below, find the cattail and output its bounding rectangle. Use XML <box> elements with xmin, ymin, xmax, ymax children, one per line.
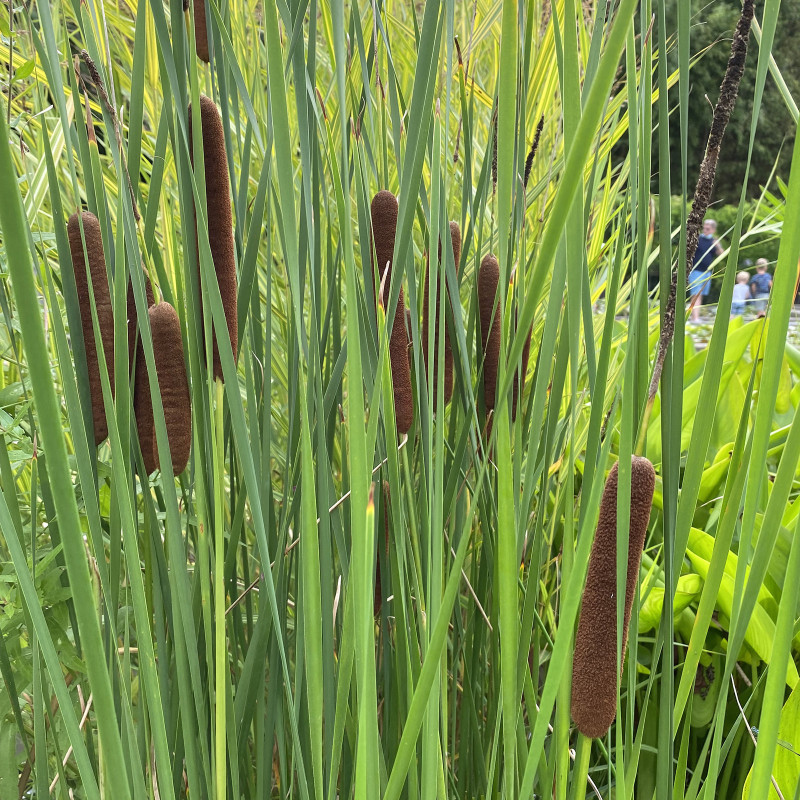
<box><xmin>68</xmin><ymin>211</ymin><xmax>114</xmax><ymax>446</ymax></box>
<box><xmin>374</xmin><ymin>480</ymin><xmax>391</xmax><ymax>617</ymax></box>
<box><xmin>478</xmin><ymin>254</ymin><xmax>501</xmax><ymax>412</ymax></box>
<box><xmin>523</xmin><ymin>114</ymin><xmax>545</xmax><ymax>190</ymax></box>
<box><xmin>422</xmin><ymin>221</ymin><xmax>461</xmax><ymax>408</ymax></box>
<box><xmin>571</xmin><ymin>456</ymin><xmax>656</xmax><ymax>739</ymax></box>
<box><xmin>370</xmin><ymin>191</ymin><xmax>413</xmax><ymax>434</ymax></box>
<box><xmin>190</xmin><ymin>95</ymin><xmax>238</xmax><ymax>381</ymax></box>
<box><xmin>193</xmin><ymin>0</ymin><xmax>210</xmax><ymax>62</ymax></box>
<box><xmin>126</xmin><ymin>267</ymin><xmax>155</xmax><ymax>374</ymax></box>
<box><xmin>133</xmin><ymin>303</ymin><xmax>192</xmax><ymax>476</ymax></box>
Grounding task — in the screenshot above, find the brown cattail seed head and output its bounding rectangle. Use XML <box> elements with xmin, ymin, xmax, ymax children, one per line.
<box><xmin>570</xmin><ymin>456</ymin><xmax>656</xmax><ymax>739</ymax></box>
<box><xmin>133</xmin><ymin>303</ymin><xmax>192</xmax><ymax>476</ymax></box>
<box><xmin>193</xmin><ymin>0</ymin><xmax>210</xmax><ymax>62</ymax></box>
<box><xmin>374</xmin><ymin>480</ymin><xmax>391</xmax><ymax>617</ymax></box>
<box><xmin>370</xmin><ymin>190</ymin><xmax>413</xmax><ymax>434</ymax></box>
<box><xmin>478</xmin><ymin>254</ymin><xmax>501</xmax><ymax>412</ymax></box>
<box><xmin>190</xmin><ymin>95</ymin><xmax>238</xmax><ymax>381</ymax></box>
<box><xmin>126</xmin><ymin>267</ymin><xmax>155</xmax><ymax>373</ymax></box>
<box><xmin>371</xmin><ymin>190</ymin><xmax>398</xmax><ymax>308</ymax></box>
<box><xmin>68</xmin><ymin>211</ymin><xmax>114</xmax><ymax>446</ymax></box>
<box><xmin>422</xmin><ymin>221</ymin><xmax>461</xmax><ymax>408</ymax></box>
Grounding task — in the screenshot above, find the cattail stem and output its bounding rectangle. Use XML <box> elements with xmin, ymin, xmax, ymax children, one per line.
<box><xmin>371</xmin><ymin>190</ymin><xmax>413</xmax><ymax>433</ymax></box>
<box><xmin>568</xmin><ymin>734</ymin><xmax>593</xmax><ymax>800</ymax></box>
<box><xmin>68</xmin><ymin>211</ymin><xmax>115</xmax><ymax>445</ymax></box>
<box><xmin>190</xmin><ymin>95</ymin><xmax>238</xmax><ymax>382</ymax></box>
<box><xmin>570</xmin><ymin>456</ymin><xmax>655</xmax><ymax>739</ymax></box>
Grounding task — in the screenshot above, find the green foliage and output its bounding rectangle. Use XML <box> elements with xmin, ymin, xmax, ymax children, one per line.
<box><xmin>0</xmin><ymin>1</ymin><xmax>798</xmax><ymax>799</ymax></box>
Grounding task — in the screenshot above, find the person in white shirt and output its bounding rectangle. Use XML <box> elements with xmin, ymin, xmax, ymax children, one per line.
<box><xmin>731</xmin><ymin>270</ymin><xmax>751</xmax><ymax>318</ymax></box>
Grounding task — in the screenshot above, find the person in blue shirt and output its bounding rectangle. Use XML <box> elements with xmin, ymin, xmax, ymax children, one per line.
<box><xmin>750</xmin><ymin>258</ymin><xmax>773</xmax><ymax>313</ymax></box>
<box><xmin>688</xmin><ymin>219</ymin><xmax>723</xmax><ymax>322</ymax></box>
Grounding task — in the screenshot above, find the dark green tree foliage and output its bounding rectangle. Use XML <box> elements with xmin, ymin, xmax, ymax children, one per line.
<box><xmin>666</xmin><ymin>0</ymin><xmax>799</xmax><ymax>202</ymax></box>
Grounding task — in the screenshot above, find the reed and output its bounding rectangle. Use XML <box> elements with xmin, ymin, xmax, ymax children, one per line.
<box><xmin>67</xmin><ymin>211</ymin><xmax>115</xmax><ymax>446</ymax></box>
<box><xmin>133</xmin><ymin>302</ymin><xmax>192</xmax><ymax>476</ymax></box>
<box><xmin>190</xmin><ymin>94</ymin><xmax>238</xmax><ymax>381</ymax></box>
<box><xmin>570</xmin><ymin>456</ymin><xmax>656</xmax><ymax>738</ymax></box>
<box><xmin>370</xmin><ymin>190</ymin><xmax>413</xmax><ymax>433</ymax></box>
<box><xmin>422</xmin><ymin>221</ymin><xmax>461</xmax><ymax>408</ymax></box>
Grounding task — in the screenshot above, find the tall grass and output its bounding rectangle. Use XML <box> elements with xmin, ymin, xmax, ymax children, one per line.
<box><xmin>0</xmin><ymin>1</ymin><xmax>799</xmax><ymax>798</ymax></box>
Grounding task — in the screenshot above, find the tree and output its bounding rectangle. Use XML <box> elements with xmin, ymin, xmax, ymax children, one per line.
<box><xmin>664</xmin><ymin>0</ymin><xmax>800</xmax><ymax>202</ymax></box>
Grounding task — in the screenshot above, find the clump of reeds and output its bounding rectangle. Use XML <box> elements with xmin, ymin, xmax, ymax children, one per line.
<box><xmin>67</xmin><ymin>211</ymin><xmax>115</xmax><ymax>446</ymax></box>
<box><xmin>422</xmin><ymin>221</ymin><xmax>461</xmax><ymax>408</ymax></box>
<box><xmin>193</xmin><ymin>0</ymin><xmax>210</xmax><ymax>62</ymax></box>
<box><xmin>374</xmin><ymin>480</ymin><xmax>391</xmax><ymax>617</ymax></box>
<box><xmin>478</xmin><ymin>254</ymin><xmax>501</xmax><ymax>413</ymax></box>
<box><xmin>190</xmin><ymin>95</ymin><xmax>238</xmax><ymax>381</ymax></box>
<box><xmin>133</xmin><ymin>303</ymin><xmax>192</xmax><ymax>476</ymax></box>
<box><xmin>570</xmin><ymin>456</ymin><xmax>656</xmax><ymax>738</ymax></box>
<box><xmin>370</xmin><ymin>190</ymin><xmax>413</xmax><ymax>434</ymax></box>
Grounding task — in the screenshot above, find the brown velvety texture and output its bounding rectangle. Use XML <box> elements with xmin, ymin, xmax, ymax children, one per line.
<box><xmin>370</xmin><ymin>190</ymin><xmax>398</xmax><ymax>306</ymax></box>
<box><xmin>370</xmin><ymin>190</ymin><xmax>413</xmax><ymax>434</ymax></box>
<box><xmin>374</xmin><ymin>481</ymin><xmax>391</xmax><ymax>617</ymax></box>
<box><xmin>126</xmin><ymin>268</ymin><xmax>155</xmax><ymax>373</ymax></box>
<box><xmin>478</xmin><ymin>254</ymin><xmax>501</xmax><ymax>412</ymax></box>
<box><xmin>405</xmin><ymin>308</ymin><xmax>413</xmax><ymax>370</ymax></box>
<box><xmin>68</xmin><ymin>211</ymin><xmax>114</xmax><ymax>446</ymax></box>
<box><xmin>422</xmin><ymin>221</ymin><xmax>461</xmax><ymax>408</ymax></box>
<box><xmin>190</xmin><ymin>95</ymin><xmax>238</xmax><ymax>381</ymax></box>
<box><xmin>133</xmin><ymin>303</ymin><xmax>192</xmax><ymax>476</ymax></box>
<box><xmin>570</xmin><ymin>456</ymin><xmax>656</xmax><ymax>739</ymax></box>
<box><xmin>193</xmin><ymin>0</ymin><xmax>210</xmax><ymax>62</ymax></box>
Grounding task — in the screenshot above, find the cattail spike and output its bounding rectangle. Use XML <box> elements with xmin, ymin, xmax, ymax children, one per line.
<box><xmin>523</xmin><ymin>114</ymin><xmax>545</xmax><ymax>190</ymax></box>
<box><xmin>190</xmin><ymin>95</ymin><xmax>238</xmax><ymax>381</ymax></box>
<box><xmin>133</xmin><ymin>303</ymin><xmax>192</xmax><ymax>476</ymax></box>
<box><xmin>194</xmin><ymin>0</ymin><xmax>210</xmax><ymax>62</ymax></box>
<box><xmin>570</xmin><ymin>456</ymin><xmax>656</xmax><ymax>739</ymax></box>
<box><xmin>370</xmin><ymin>190</ymin><xmax>413</xmax><ymax>434</ymax></box>
<box><xmin>422</xmin><ymin>221</ymin><xmax>461</xmax><ymax>408</ymax></box>
<box><xmin>68</xmin><ymin>211</ymin><xmax>114</xmax><ymax>446</ymax></box>
<box><xmin>478</xmin><ymin>254</ymin><xmax>501</xmax><ymax>412</ymax></box>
